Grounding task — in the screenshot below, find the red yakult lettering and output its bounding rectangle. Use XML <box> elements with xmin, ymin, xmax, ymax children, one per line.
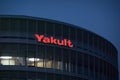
<box><xmin>35</xmin><ymin>34</ymin><xmax>73</xmax><ymax>48</ymax></box>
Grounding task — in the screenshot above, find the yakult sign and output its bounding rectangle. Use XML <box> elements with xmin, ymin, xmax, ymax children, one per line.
<box><xmin>35</xmin><ymin>34</ymin><xmax>73</xmax><ymax>48</ymax></box>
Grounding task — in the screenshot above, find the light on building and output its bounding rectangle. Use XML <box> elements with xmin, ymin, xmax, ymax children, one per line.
<box><xmin>0</xmin><ymin>56</ymin><xmax>12</xmax><ymax>59</ymax></box>
<box><xmin>28</xmin><ymin>58</ymin><xmax>40</xmax><ymax>62</ymax></box>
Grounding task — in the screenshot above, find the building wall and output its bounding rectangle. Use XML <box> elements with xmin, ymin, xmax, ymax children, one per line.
<box><xmin>0</xmin><ymin>15</ymin><xmax>118</xmax><ymax>80</ymax></box>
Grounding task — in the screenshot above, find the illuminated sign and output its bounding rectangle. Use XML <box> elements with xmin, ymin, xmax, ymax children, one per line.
<box><xmin>35</xmin><ymin>34</ymin><xmax>73</xmax><ymax>48</ymax></box>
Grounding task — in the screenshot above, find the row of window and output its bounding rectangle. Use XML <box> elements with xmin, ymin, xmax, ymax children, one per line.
<box><xmin>0</xmin><ymin>56</ymin><xmax>90</xmax><ymax>79</ymax></box>
<box><xmin>0</xmin><ymin>56</ymin><xmax>118</xmax><ymax>80</ymax></box>
<box><xmin>0</xmin><ymin>56</ymin><xmax>62</xmax><ymax>69</ymax></box>
<box><xmin>0</xmin><ymin>43</ymin><xmax>118</xmax><ymax>80</ymax></box>
<box><xmin>0</xmin><ymin>71</ymin><xmax>86</xmax><ymax>80</ymax></box>
<box><xmin>0</xmin><ymin>18</ymin><xmax>117</xmax><ymax>58</ymax></box>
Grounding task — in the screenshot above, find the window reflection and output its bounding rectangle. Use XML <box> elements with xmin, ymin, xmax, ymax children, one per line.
<box><xmin>0</xmin><ymin>56</ymin><xmax>25</xmax><ymax>66</ymax></box>
<box><xmin>27</xmin><ymin>58</ymin><xmax>44</xmax><ymax>67</ymax></box>
<box><xmin>36</xmin><ymin>59</ymin><xmax>44</xmax><ymax>67</ymax></box>
<box><xmin>45</xmin><ymin>59</ymin><xmax>52</xmax><ymax>68</ymax></box>
<box><xmin>0</xmin><ymin>56</ymin><xmax>63</xmax><ymax>70</ymax></box>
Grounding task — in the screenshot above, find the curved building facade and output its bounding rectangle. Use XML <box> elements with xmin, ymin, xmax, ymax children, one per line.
<box><xmin>0</xmin><ymin>15</ymin><xmax>118</xmax><ymax>80</ymax></box>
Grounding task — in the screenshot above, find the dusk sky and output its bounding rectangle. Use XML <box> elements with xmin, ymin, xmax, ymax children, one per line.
<box><xmin>0</xmin><ymin>0</ymin><xmax>120</xmax><ymax>79</ymax></box>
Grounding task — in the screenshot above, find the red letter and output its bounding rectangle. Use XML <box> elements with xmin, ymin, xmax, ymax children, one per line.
<box><xmin>50</xmin><ymin>37</ymin><xmax>57</xmax><ymax>44</ymax></box>
<box><xmin>67</xmin><ymin>40</ymin><xmax>73</xmax><ymax>48</ymax></box>
<box><xmin>43</xmin><ymin>37</ymin><xmax>50</xmax><ymax>43</ymax></box>
<box><xmin>63</xmin><ymin>39</ymin><xmax>67</xmax><ymax>46</ymax></box>
<box><xmin>57</xmin><ymin>40</ymin><xmax>64</xmax><ymax>46</ymax></box>
<box><xmin>35</xmin><ymin>34</ymin><xmax>44</xmax><ymax>42</ymax></box>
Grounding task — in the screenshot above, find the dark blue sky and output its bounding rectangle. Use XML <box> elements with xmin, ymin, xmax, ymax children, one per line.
<box><xmin>0</xmin><ymin>0</ymin><xmax>120</xmax><ymax>79</ymax></box>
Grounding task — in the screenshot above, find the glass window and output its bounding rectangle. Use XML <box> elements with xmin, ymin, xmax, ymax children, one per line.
<box><xmin>0</xmin><ymin>43</ymin><xmax>27</xmax><ymax>66</ymax></box>
<box><xmin>0</xmin><ymin>43</ymin><xmax>18</xmax><ymax>56</ymax></box>
<box><xmin>45</xmin><ymin>46</ymin><xmax>54</xmax><ymax>68</ymax></box>
<box><xmin>88</xmin><ymin>33</ymin><xmax>93</xmax><ymax>47</ymax></box>
<box><xmin>83</xmin><ymin>54</ymin><xmax>88</xmax><ymax>68</ymax></box>
<box><xmin>0</xmin><ymin>18</ymin><xmax>10</xmax><ymax>32</ymax></box>
<box><xmin>101</xmin><ymin>39</ymin><xmax>105</xmax><ymax>52</ymax></box>
<box><xmin>9</xmin><ymin>18</ymin><xmax>20</xmax><ymax>33</ymax></box>
<box><xmin>19</xmin><ymin>19</ymin><xmax>27</xmax><ymax>33</ymax></box>
<box><xmin>99</xmin><ymin>39</ymin><xmax>103</xmax><ymax>52</ymax></box>
<box><xmin>70</xmin><ymin>27</ymin><xmax>76</xmax><ymax>41</ymax></box>
<box><xmin>37</xmin><ymin>21</ymin><xmax>45</xmax><ymax>34</ymax></box>
<box><xmin>55</xmin><ymin>24</ymin><xmax>62</xmax><ymax>37</ymax></box>
<box><xmin>54</xmin><ymin>47</ymin><xmax>62</xmax><ymax>70</ymax></box>
<box><xmin>17</xmin><ymin>44</ymin><xmax>27</xmax><ymax>66</ymax></box>
<box><xmin>46</xmin><ymin>22</ymin><xmax>54</xmax><ymax>35</ymax></box>
<box><xmin>62</xmin><ymin>49</ymin><xmax>69</xmax><ymax>72</ymax></box>
<box><xmin>77</xmin><ymin>29</ymin><xmax>83</xmax><ymax>44</ymax></box>
<box><xmin>103</xmin><ymin>40</ymin><xmax>106</xmax><ymax>54</ymax></box>
<box><xmin>106</xmin><ymin>41</ymin><xmax>109</xmax><ymax>55</ymax></box>
<box><xmin>70</xmin><ymin>51</ymin><xmax>76</xmax><ymax>73</ymax></box>
<box><xmin>19</xmin><ymin>44</ymin><xmax>27</xmax><ymax>66</ymax></box>
<box><xmin>27</xmin><ymin>45</ymin><xmax>36</xmax><ymax>67</ymax></box>
<box><xmin>97</xmin><ymin>37</ymin><xmax>101</xmax><ymax>51</ymax></box>
<box><xmin>100</xmin><ymin>59</ymin><xmax>104</xmax><ymax>74</ymax></box>
<box><xmin>0</xmin><ymin>56</ymin><xmax>24</xmax><ymax>66</ymax></box>
<box><xmin>36</xmin><ymin>45</ymin><xmax>45</xmax><ymax>68</ymax></box>
<box><xmin>54</xmin><ymin>74</ymin><xmax>62</xmax><ymax>80</ymax></box>
<box><xmin>93</xmin><ymin>35</ymin><xmax>98</xmax><ymax>49</ymax></box>
<box><xmin>28</xmin><ymin>20</ymin><xmax>36</xmax><ymax>34</ymax></box>
<box><xmin>83</xmin><ymin>31</ymin><xmax>88</xmax><ymax>45</ymax></box>
<box><xmin>19</xmin><ymin>44</ymin><xmax>27</xmax><ymax>57</ymax></box>
<box><xmin>77</xmin><ymin>53</ymin><xmax>83</xmax><ymax>74</ymax></box>
<box><xmin>46</xmin><ymin>73</ymin><xmax>54</xmax><ymax>80</ymax></box>
<box><xmin>77</xmin><ymin>52</ymin><xmax>83</xmax><ymax>66</ymax></box>
<box><xmin>89</xmin><ymin>55</ymin><xmax>94</xmax><ymax>71</ymax></box>
<box><xmin>83</xmin><ymin>54</ymin><xmax>89</xmax><ymax>76</ymax></box>
<box><xmin>94</xmin><ymin>57</ymin><xmax>99</xmax><ymax>73</ymax></box>
<box><xmin>63</xmin><ymin>25</ymin><xmax>69</xmax><ymax>39</ymax></box>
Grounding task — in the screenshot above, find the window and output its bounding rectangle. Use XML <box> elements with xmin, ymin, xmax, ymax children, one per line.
<box><xmin>10</xmin><ymin>18</ymin><xmax>19</xmax><ymax>33</ymax></box>
<box><xmin>70</xmin><ymin>27</ymin><xmax>76</xmax><ymax>41</ymax></box>
<box><xmin>55</xmin><ymin>24</ymin><xmax>62</xmax><ymax>37</ymax></box>
<box><xmin>0</xmin><ymin>18</ymin><xmax>10</xmax><ymax>32</ymax></box>
<box><xmin>46</xmin><ymin>22</ymin><xmax>54</xmax><ymax>35</ymax></box>
<box><xmin>54</xmin><ymin>47</ymin><xmax>62</xmax><ymax>70</ymax></box>
<box><xmin>77</xmin><ymin>29</ymin><xmax>83</xmax><ymax>44</ymax></box>
<box><xmin>70</xmin><ymin>51</ymin><xmax>77</xmax><ymax>73</ymax></box>
<box><xmin>93</xmin><ymin>35</ymin><xmax>98</xmax><ymax>49</ymax></box>
<box><xmin>83</xmin><ymin>31</ymin><xmax>88</xmax><ymax>45</ymax></box>
<box><xmin>0</xmin><ymin>56</ymin><xmax>24</xmax><ymax>66</ymax></box>
<box><xmin>28</xmin><ymin>20</ymin><xmax>36</xmax><ymax>34</ymax></box>
<box><xmin>88</xmin><ymin>33</ymin><xmax>93</xmax><ymax>47</ymax></box>
<box><xmin>27</xmin><ymin>45</ymin><xmax>36</xmax><ymax>67</ymax></box>
<box><xmin>19</xmin><ymin>19</ymin><xmax>27</xmax><ymax>33</ymax></box>
<box><xmin>45</xmin><ymin>46</ymin><xmax>54</xmax><ymax>68</ymax></box>
<box><xmin>37</xmin><ymin>45</ymin><xmax>45</xmax><ymax>68</ymax></box>
<box><xmin>63</xmin><ymin>25</ymin><xmax>69</xmax><ymax>39</ymax></box>
<box><xmin>37</xmin><ymin>21</ymin><xmax>45</xmax><ymax>34</ymax></box>
<box><xmin>62</xmin><ymin>49</ymin><xmax>69</xmax><ymax>72</ymax></box>
<box><xmin>77</xmin><ymin>53</ymin><xmax>83</xmax><ymax>74</ymax></box>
